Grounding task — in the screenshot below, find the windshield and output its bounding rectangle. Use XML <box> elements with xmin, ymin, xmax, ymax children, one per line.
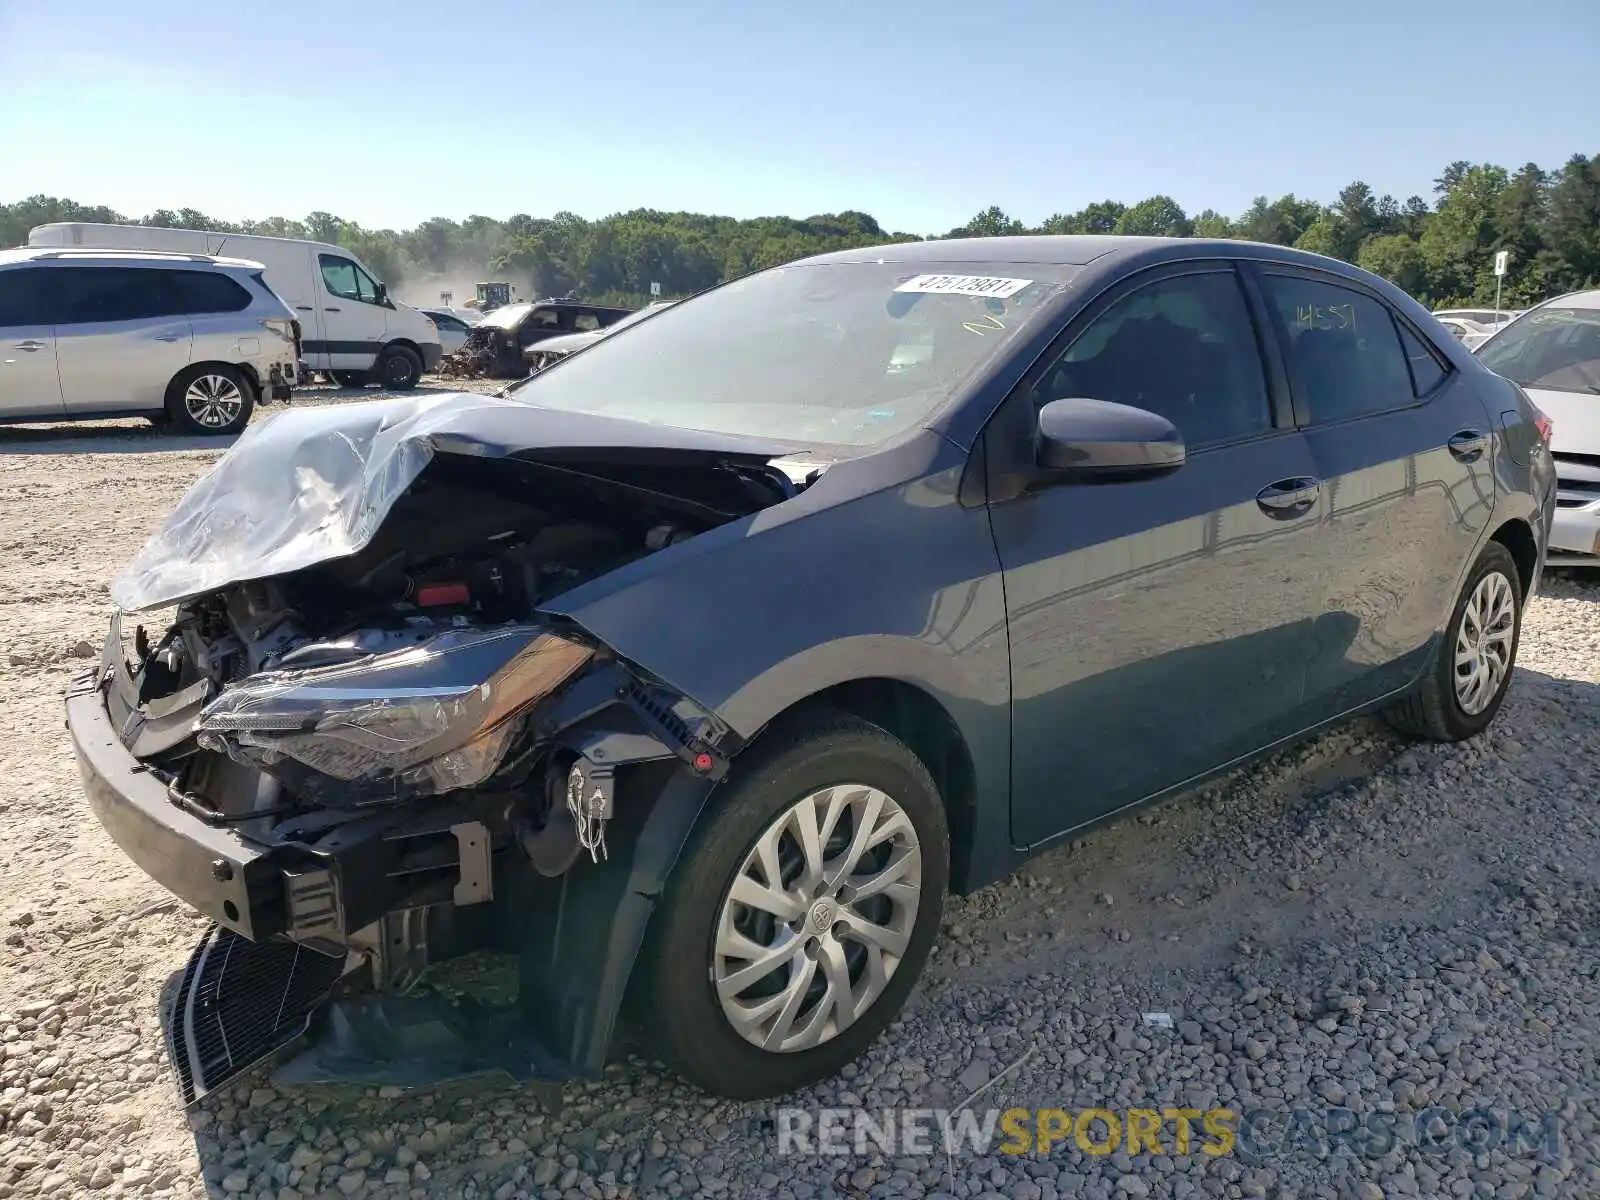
<box><xmin>504</xmin><ymin>262</ymin><xmax>1077</xmax><ymax>447</ymax></box>
<box><xmin>1477</xmin><ymin>305</ymin><xmax>1600</xmax><ymax>395</ymax></box>
<box><xmin>479</xmin><ymin>301</ymin><xmax>534</xmax><ymax>330</ymax></box>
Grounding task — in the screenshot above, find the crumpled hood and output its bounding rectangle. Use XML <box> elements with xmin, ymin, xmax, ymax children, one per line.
<box><xmin>111</xmin><ymin>391</ymin><xmax>803</xmax><ymax>612</ymax></box>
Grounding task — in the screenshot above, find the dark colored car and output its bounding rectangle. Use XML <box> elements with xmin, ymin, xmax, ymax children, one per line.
<box><xmin>67</xmin><ymin>236</ymin><xmax>1555</xmax><ymax>1105</ymax></box>
<box><xmin>459</xmin><ymin>298</ymin><xmax>634</xmax><ymax>377</ymax></box>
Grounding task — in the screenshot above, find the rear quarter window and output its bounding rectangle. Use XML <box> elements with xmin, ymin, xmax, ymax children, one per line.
<box><xmin>169</xmin><ymin>270</ymin><xmax>252</xmax><ymax>314</ymax></box>
<box><xmin>1397</xmin><ymin>323</ymin><xmax>1449</xmax><ymax>396</ymax></box>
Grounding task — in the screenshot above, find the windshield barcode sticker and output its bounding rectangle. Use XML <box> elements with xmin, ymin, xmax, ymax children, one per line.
<box><xmin>894</xmin><ymin>274</ymin><xmax>1033</xmax><ymax>299</ymax></box>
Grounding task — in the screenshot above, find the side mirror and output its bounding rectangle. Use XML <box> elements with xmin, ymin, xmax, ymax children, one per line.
<box><xmin>375</xmin><ymin>281</ymin><xmax>392</xmax><ymax>308</ymax></box>
<box><xmin>1035</xmin><ymin>397</ymin><xmax>1185</xmax><ymax>482</ymax></box>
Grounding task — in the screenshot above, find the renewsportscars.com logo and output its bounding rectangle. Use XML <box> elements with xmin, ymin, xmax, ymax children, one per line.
<box><xmin>775</xmin><ymin>1106</ymin><xmax>1564</xmax><ymax>1163</ymax></box>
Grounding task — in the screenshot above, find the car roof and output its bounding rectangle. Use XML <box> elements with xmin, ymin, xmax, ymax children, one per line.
<box><xmin>0</xmin><ymin>245</ymin><xmax>265</xmax><ymax>271</ymax></box>
<box><xmin>800</xmin><ymin>234</ymin><xmax>1379</xmax><ymax>275</ymax></box>
<box><xmin>1530</xmin><ymin>289</ymin><xmax>1600</xmax><ymax>311</ymax></box>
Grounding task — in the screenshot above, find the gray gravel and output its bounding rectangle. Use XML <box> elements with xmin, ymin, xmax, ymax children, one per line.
<box><xmin>0</xmin><ymin>396</ymin><xmax>1596</xmax><ymax>1198</ymax></box>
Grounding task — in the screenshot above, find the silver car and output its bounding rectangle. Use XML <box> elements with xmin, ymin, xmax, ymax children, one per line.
<box><xmin>1474</xmin><ymin>290</ymin><xmax>1600</xmax><ymax>566</ymax></box>
<box><xmin>0</xmin><ymin>247</ymin><xmax>300</xmax><ymax>435</ymax></box>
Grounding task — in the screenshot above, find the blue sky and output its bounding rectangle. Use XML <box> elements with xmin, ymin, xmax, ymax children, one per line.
<box><xmin>2</xmin><ymin>0</ymin><xmax>1595</xmax><ymax>234</ymax></box>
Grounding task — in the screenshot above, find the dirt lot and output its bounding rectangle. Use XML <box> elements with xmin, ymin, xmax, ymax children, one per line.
<box><xmin>1</xmin><ymin>387</ymin><xmax>1597</xmax><ymax>1200</ymax></box>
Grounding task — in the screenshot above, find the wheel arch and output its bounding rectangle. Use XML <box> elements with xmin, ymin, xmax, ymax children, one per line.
<box><xmin>1489</xmin><ymin>516</ymin><xmax>1538</xmax><ymax>599</ymax></box>
<box><xmin>758</xmin><ymin>677</ymin><xmax>981</xmax><ymax>893</ymax></box>
<box><xmin>381</xmin><ymin>337</ymin><xmax>423</xmax><ymax>358</ymax></box>
<box><xmin>168</xmin><ymin>360</ymin><xmax>260</xmax><ymax>401</ymax></box>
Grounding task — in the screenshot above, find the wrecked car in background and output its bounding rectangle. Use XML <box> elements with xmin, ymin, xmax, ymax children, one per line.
<box><xmin>524</xmin><ymin>301</ymin><xmax>677</xmax><ymax>373</ymax></box>
<box><xmin>68</xmin><ymin>236</ymin><xmax>1554</xmax><ymax>1105</ymax></box>
<box><xmin>439</xmin><ymin>297</ymin><xmax>634</xmax><ymax>379</ymax></box>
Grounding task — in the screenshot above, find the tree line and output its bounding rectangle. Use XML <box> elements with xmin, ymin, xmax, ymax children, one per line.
<box><xmin>4</xmin><ymin>152</ymin><xmax>1595</xmax><ymax>310</ymax></box>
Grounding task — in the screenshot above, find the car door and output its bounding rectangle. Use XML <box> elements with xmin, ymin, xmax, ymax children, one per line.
<box><xmin>316</xmin><ymin>253</ymin><xmax>390</xmax><ymax>370</ymax></box>
<box><xmin>519</xmin><ymin>306</ymin><xmax>564</xmax><ymax>352</ymax></box>
<box><xmin>0</xmin><ymin>266</ymin><xmax>67</xmax><ymax>418</ymax></box>
<box><xmin>53</xmin><ymin>266</ymin><xmax>194</xmax><ymax>413</ymax></box>
<box><xmin>988</xmin><ymin>263</ymin><xmax>1328</xmax><ymax>849</ymax></box>
<box><xmin>1251</xmin><ymin>268</ymin><xmax>1496</xmax><ymax>718</ymax></box>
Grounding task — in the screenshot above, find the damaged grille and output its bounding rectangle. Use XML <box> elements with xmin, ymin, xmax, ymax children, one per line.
<box><xmin>163</xmin><ymin>925</ymin><xmax>345</xmax><ymax>1106</ymax></box>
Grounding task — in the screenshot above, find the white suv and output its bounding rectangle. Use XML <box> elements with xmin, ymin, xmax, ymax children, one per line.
<box><xmin>0</xmin><ymin>247</ymin><xmax>300</xmax><ymax>436</ymax></box>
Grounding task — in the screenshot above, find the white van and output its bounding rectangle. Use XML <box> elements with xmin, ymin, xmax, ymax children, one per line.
<box><xmin>27</xmin><ymin>223</ymin><xmax>442</xmax><ymax>389</ymax></box>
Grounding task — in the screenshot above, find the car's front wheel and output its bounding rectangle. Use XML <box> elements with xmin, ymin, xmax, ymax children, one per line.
<box><xmin>636</xmin><ymin>711</ymin><xmax>948</xmax><ymax>1099</ymax></box>
<box><xmin>1385</xmin><ymin>540</ymin><xmax>1523</xmax><ymax>741</ymax></box>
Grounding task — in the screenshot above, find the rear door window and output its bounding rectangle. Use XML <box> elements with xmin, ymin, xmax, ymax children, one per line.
<box><xmin>1260</xmin><ymin>275</ymin><xmax>1416</xmax><ymax>424</ymax></box>
<box><xmin>572</xmin><ymin>311</ymin><xmax>603</xmax><ymax>332</ymax></box>
<box><xmin>52</xmin><ymin>267</ymin><xmax>178</xmax><ymax>324</ymax></box>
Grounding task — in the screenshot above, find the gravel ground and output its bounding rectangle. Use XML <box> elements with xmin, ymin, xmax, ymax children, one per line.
<box><xmin>1</xmin><ymin>386</ymin><xmax>1597</xmax><ymax>1199</ymax></box>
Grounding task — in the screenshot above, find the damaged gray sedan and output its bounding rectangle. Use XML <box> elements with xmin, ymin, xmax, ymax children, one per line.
<box><xmin>68</xmin><ymin>236</ymin><xmax>1553</xmax><ymax>1104</ymax></box>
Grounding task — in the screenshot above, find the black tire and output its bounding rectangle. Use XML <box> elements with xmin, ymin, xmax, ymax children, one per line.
<box><xmin>634</xmin><ymin>710</ymin><xmax>949</xmax><ymax>1100</ymax></box>
<box><xmin>374</xmin><ymin>345</ymin><xmax>423</xmax><ymax>390</ymax></box>
<box><xmin>164</xmin><ymin>365</ymin><xmax>255</xmax><ymax>436</ymax></box>
<box><xmin>1384</xmin><ymin>541</ymin><xmax>1523</xmax><ymax>741</ymax></box>
<box><xmin>331</xmin><ymin>370</ymin><xmax>369</xmax><ymax>388</ymax></box>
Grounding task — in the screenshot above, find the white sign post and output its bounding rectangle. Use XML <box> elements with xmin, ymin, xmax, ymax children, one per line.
<box><xmin>1493</xmin><ymin>250</ymin><xmax>1509</xmax><ymax>324</ymax></box>
<box><xmin>650</xmin><ymin>281</ymin><xmax>662</xmax><ymax>298</ymax></box>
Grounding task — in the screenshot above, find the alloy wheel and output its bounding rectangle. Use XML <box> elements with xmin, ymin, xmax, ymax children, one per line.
<box><xmin>712</xmin><ymin>784</ymin><xmax>922</xmax><ymax>1053</ymax></box>
<box><xmin>183</xmin><ymin>374</ymin><xmax>245</xmax><ymax>429</ymax></box>
<box><xmin>1453</xmin><ymin>569</ymin><xmax>1516</xmax><ymax>716</ymax></box>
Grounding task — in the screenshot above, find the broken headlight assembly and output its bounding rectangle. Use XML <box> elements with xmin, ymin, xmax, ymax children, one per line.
<box><xmin>196</xmin><ymin>626</ymin><xmax>593</xmax><ymax>799</ymax></box>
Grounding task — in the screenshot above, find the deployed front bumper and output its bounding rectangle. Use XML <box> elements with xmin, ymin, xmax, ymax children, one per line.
<box><xmin>66</xmin><ymin>624</ymin><xmax>495</xmax><ymax>947</ymax></box>
<box><xmin>67</xmin><ymin>672</ymin><xmax>285</xmax><ymax>939</ymax></box>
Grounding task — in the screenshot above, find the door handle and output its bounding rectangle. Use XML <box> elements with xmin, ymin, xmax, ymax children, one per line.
<box><xmin>1447</xmin><ymin>429</ymin><xmax>1489</xmax><ymax>461</ymax></box>
<box><xmin>15</xmin><ymin>339</ymin><xmax>46</xmax><ymax>351</ymax></box>
<box><xmin>295</xmin><ymin>305</ymin><xmax>314</xmax><ymax>312</ymax></box>
<box><xmin>1256</xmin><ymin>477</ymin><xmax>1321</xmax><ymax>519</ymax></box>
<box><xmin>152</xmin><ymin>332</ymin><xmax>181</xmax><ymax>343</ymax></box>
<box><xmin>325</xmin><ymin>306</ymin><xmax>342</xmax><ymax>312</ymax></box>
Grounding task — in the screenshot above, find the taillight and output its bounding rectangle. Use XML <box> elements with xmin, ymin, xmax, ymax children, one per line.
<box><xmin>1534</xmin><ymin>410</ymin><xmax>1553</xmax><ymax>445</ymax></box>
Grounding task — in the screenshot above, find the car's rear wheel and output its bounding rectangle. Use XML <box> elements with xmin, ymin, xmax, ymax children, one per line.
<box><xmin>331</xmin><ymin>370</ymin><xmax>369</xmax><ymax>388</ymax></box>
<box><xmin>165</xmin><ymin>365</ymin><xmax>254</xmax><ymax>436</ymax></box>
<box><xmin>1385</xmin><ymin>541</ymin><xmax>1522</xmax><ymax>741</ymax></box>
<box><xmin>635</xmin><ymin>711</ymin><xmax>948</xmax><ymax>1099</ymax></box>
<box><xmin>374</xmin><ymin>344</ymin><xmax>423</xmax><ymax>390</ymax></box>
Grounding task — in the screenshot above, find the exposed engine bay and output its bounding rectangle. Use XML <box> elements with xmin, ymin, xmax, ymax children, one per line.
<box><xmin>69</xmin><ymin>400</ymin><xmax>826</xmax><ymax>1104</ymax></box>
<box><xmin>128</xmin><ymin>446</ymin><xmax>797</xmax><ymax>823</ymax></box>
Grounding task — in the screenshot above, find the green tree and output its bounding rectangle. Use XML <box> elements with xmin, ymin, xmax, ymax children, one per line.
<box><xmin>1357</xmin><ymin>234</ymin><xmax>1428</xmax><ymax>296</ymax></box>
<box><xmin>1545</xmin><ymin>153</ymin><xmax>1600</xmax><ymax>292</ymax></box>
<box><xmin>1236</xmin><ymin>195</ymin><xmax>1323</xmax><ymax>245</ymax></box>
<box><xmin>1191</xmin><ymin>209</ymin><xmax>1235</xmax><ymax>239</ymax></box>
<box><xmin>948</xmin><ymin>206</ymin><xmax>1026</xmax><ymax>238</ymax></box>
<box><xmin>8</xmin><ymin>149</ymin><xmax>1598</xmax><ymax>310</ymax></box>
<box><xmin>1295</xmin><ymin>218</ymin><xmax>1342</xmax><ymax>258</ymax></box>
<box><xmin>1420</xmin><ymin>163</ymin><xmax>1509</xmax><ymax>303</ymax></box>
<box><xmin>1114</xmin><ymin>195</ymin><xmax>1192</xmax><ymax>237</ymax></box>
